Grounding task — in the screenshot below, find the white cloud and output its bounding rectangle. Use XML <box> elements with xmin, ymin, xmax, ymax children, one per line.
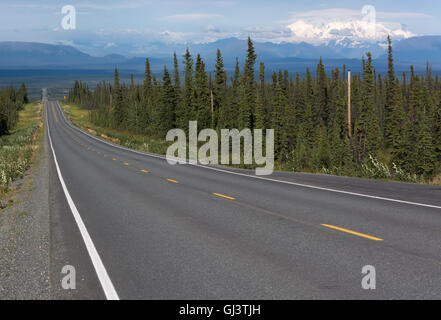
<box><xmin>204</xmin><ymin>25</ymin><xmax>221</xmax><ymax>33</ymax></box>
<box><xmin>282</xmin><ymin>8</ymin><xmax>430</xmax><ymax>22</ymax></box>
<box><xmin>284</xmin><ymin>20</ymin><xmax>415</xmax><ymax>45</ymax></box>
<box><xmin>8</xmin><ymin>1</ymin><xmax>153</xmax><ymax>10</ymax></box>
<box><xmin>75</xmin><ymin>0</ymin><xmax>153</xmax><ymax>10</ymax></box>
<box><xmin>160</xmin><ymin>13</ymin><xmax>224</xmax><ymax>21</ymax></box>
<box><xmin>158</xmin><ymin>29</ymin><xmax>236</xmax><ymax>44</ymax></box>
<box><xmin>376</xmin><ymin>11</ymin><xmax>432</xmax><ymax>19</ymax></box>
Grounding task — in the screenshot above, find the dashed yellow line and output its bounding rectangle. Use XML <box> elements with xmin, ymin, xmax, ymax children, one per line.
<box><xmin>167</xmin><ymin>179</ymin><xmax>179</xmax><ymax>184</ymax></box>
<box><xmin>124</xmin><ymin>162</ymin><xmax>129</xmax><ymax>166</ymax></box>
<box><xmin>321</xmin><ymin>224</ymin><xmax>383</xmax><ymax>241</ymax></box>
<box><xmin>51</xmin><ymin>104</ymin><xmax>59</xmax><ymax>123</ymax></box>
<box><xmin>140</xmin><ymin>169</ymin><xmax>149</xmax><ymax>173</ymax></box>
<box><xmin>112</xmin><ymin>158</ymin><xmax>117</xmax><ymax>161</ymax></box>
<box><xmin>213</xmin><ymin>193</ymin><xmax>235</xmax><ymax>200</ymax></box>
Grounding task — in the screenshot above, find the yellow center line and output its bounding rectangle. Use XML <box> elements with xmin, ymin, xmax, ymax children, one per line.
<box><xmin>213</xmin><ymin>193</ymin><xmax>235</xmax><ymax>200</ymax></box>
<box><xmin>124</xmin><ymin>162</ymin><xmax>129</xmax><ymax>166</ymax></box>
<box><xmin>140</xmin><ymin>169</ymin><xmax>149</xmax><ymax>173</ymax></box>
<box><xmin>321</xmin><ymin>224</ymin><xmax>383</xmax><ymax>241</ymax></box>
<box><xmin>51</xmin><ymin>104</ymin><xmax>59</xmax><ymax>123</ymax></box>
<box><xmin>112</xmin><ymin>158</ymin><xmax>117</xmax><ymax>161</ymax></box>
<box><xmin>167</xmin><ymin>179</ymin><xmax>179</xmax><ymax>183</ymax></box>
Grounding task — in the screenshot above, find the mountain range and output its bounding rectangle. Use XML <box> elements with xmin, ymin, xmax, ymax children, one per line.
<box><xmin>1</xmin><ymin>36</ymin><xmax>441</xmax><ymax>74</ymax></box>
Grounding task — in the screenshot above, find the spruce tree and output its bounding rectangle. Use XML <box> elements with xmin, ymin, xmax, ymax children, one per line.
<box><xmin>17</xmin><ymin>82</ymin><xmax>28</xmax><ymax>106</ymax></box>
<box><xmin>416</xmin><ymin>108</ymin><xmax>436</xmax><ymax>179</ymax></box>
<box><xmin>434</xmin><ymin>103</ymin><xmax>441</xmax><ymax>166</ymax></box>
<box><xmin>314</xmin><ymin>57</ymin><xmax>329</xmax><ymax>126</ymax></box>
<box><xmin>177</xmin><ymin>48</ymin><xmax>195</xmax><ymax>132</ymax></box>
<box><xmin>173</xmin><ymin>52</ymin><xmax>181</xmax><ymax>90</ymax></box>
<box><xmin>213</xmin><ymin>49</ymin><xmax>226</xmax><ymax>129</ymax></box>
<box><xmin>390</xmin><ymin>79</ymin><xmax>404</xmax><ymax>161</ymax></box>
<box><xmin>227</xmin><ymin>58</ymin><xmax>241</xmax><ymax>129</ymax></box>
<box><xmin>384</xmin><ymin>35</ymin><xmax>396</xmax><ymax>147</ymax></box>
<box><xmin>272</xmin><ymin>77</ymin><xmax>286</xmax><ymax>156</ymax></box>
<box><xmin>112</xmin><ymin>68</ymin><xmax>124</xmax><ymax>128</ymax></box>
<box><xmin>254</xmin><ymin>62</ymin><xmax>265</xmax><ymax>129</ymax></box>
<box><xmin>154</xmin><ymin>66</ymin><xmax>175</xmax><ymax>135</ymax></box>
<box><xmin>143</xmin><ymin>58</ymin><xmax>153</xmax><ymax>101</ymax></box>
<box><xmin>358</xmin><ymin>53</ymin><xmax>380</xmax><ymax>156</ymax></box>
<box><xmin>194</xmin><ymin>54</ymin><xmax>211</xmax><ymax>129</ymax></box>
<box><xmin>239</xmin><ymin>37</ymin><xmax>257</xmax><ymax>130</ymax></box>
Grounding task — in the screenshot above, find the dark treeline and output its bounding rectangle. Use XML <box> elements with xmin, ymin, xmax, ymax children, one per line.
<box><xmin>0</xmin><ymin>82</ymin><xmax>28</xmax><ymax>135</ymax></box>
<box><xmin>68</xmin><ymin>37</ymin><xmax>441</xmax><ymax>181</ymax></box>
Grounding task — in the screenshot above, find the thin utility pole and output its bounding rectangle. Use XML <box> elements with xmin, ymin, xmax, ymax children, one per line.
<box><xmin>347</xmin><ymin>69</ymin><xmax>351</xmax><ymax>138</ymax></box>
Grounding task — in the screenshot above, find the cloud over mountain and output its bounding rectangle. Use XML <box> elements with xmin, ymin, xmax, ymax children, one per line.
<box><xmin>269</xmin><ymin>8</ymin><xmax>416</xmax><ymax>47</ymax></box>
<box><xmin>284</xmin><ymin>19</ymin><xmax>415</xmax><ymax>46</ymax></box>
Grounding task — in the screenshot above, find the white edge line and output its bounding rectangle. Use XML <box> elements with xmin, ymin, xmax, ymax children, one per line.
<box><xmin>56</xmin><ymin>102</ymin><xmax>441</xmax><ymax>211</ymax></box>
<box><xmin>47</xmin><ymin>102</ymin><xmax>120</xmax><ymax>300</ymax></box>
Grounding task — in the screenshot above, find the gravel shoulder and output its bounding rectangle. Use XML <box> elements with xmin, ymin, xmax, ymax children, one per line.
<box><xmin>0</xmin><ymin>116</ymin><xmax>104</xmax><ymax>300</ymax></box>
<box><xmin>0</xmin><ymin>126</ymin><xmax>50</xmax><ymax>299</ymax></box>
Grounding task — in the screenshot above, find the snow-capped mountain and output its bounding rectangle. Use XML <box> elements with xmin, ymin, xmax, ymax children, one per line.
<box><xmin>285</xmin><ymin>19</ymin><xmax>414</xmax><ymax>47</ymax></box>
<box><xmin>277</xmin><ymin>7</ymin><xmax>417</xmax><ymax>59</ymax></box>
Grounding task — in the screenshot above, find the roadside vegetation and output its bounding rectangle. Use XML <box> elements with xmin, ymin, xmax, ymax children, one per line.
<box><xmin>0</xmin><ymin>84</ymin><xmax>42</xmax><ymax>199</ymax></box>
<box><xmin>62</xmin><ymin>103</ymin><xmax>170</xmax><ymax>155</ymax></box>
<box><xmin>66</xmin><ymin>37</ymin><xmax>441</xmax><ymax>184</ymax></box>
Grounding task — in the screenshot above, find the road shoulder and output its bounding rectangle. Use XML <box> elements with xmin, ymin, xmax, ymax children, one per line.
<box><xmin>0</xmin><ymin>113</ymin><xmax>104</xmax><ymax>300</ymax></box>
<box><xmin>0</xmin><ymin>123</ymin><xmax>50</xmax><ymax>299</ymax></box>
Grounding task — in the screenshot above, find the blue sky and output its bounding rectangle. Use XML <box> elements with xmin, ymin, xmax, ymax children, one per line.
<box><xmin>1</xmin><ymin>0</ymin><xmax>440</xmax><ymax>55</ymax></box>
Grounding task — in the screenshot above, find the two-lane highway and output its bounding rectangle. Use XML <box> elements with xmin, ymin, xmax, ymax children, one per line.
<box><xmin>46</xmin><ymin>100</ymin><xmax>441</xmax><ymax>299</ymax></box>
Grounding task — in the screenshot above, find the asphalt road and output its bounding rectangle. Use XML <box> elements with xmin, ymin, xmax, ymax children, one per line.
<box><xmin>46</xmin><ymin>99</ymin><xmax>441</xmax><ymax>299</ymax></box>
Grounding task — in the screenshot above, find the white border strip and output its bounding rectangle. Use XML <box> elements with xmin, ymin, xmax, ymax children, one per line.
<box><xmin>47</xmin><ymin>102</ymin><xmax>120</xmax><ymax>300</ymax></box>
<box><xmin>56</xmin><ymin>102</ymin><xmax>441</xmax><ymax>211</ymax></box>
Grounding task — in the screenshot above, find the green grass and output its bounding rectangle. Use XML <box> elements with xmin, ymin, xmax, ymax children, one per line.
<box><xmin>61</xmin><ymin>103</ymin><xmax>272</xmax><ymax>168</ymax></box>
<box><xmin>13</xmin><ymin>102</ymin><xmax>42</xmax><ymax>131</ymax></box>
<box><xmin>0</xmin><ymin>102</ymin><xmax>43</xmax><ymax>195</ymax></box>
<box><xmin>62</xmin><ymin>103</ymin><xmax>171</xmax><ymax>155</ymax></box>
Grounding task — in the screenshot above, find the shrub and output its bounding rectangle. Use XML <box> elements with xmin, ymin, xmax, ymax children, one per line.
<box><xmin>0</xmin><ymin>125</ymin><xmax>38</xmax><ymax>193</ymax></box>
